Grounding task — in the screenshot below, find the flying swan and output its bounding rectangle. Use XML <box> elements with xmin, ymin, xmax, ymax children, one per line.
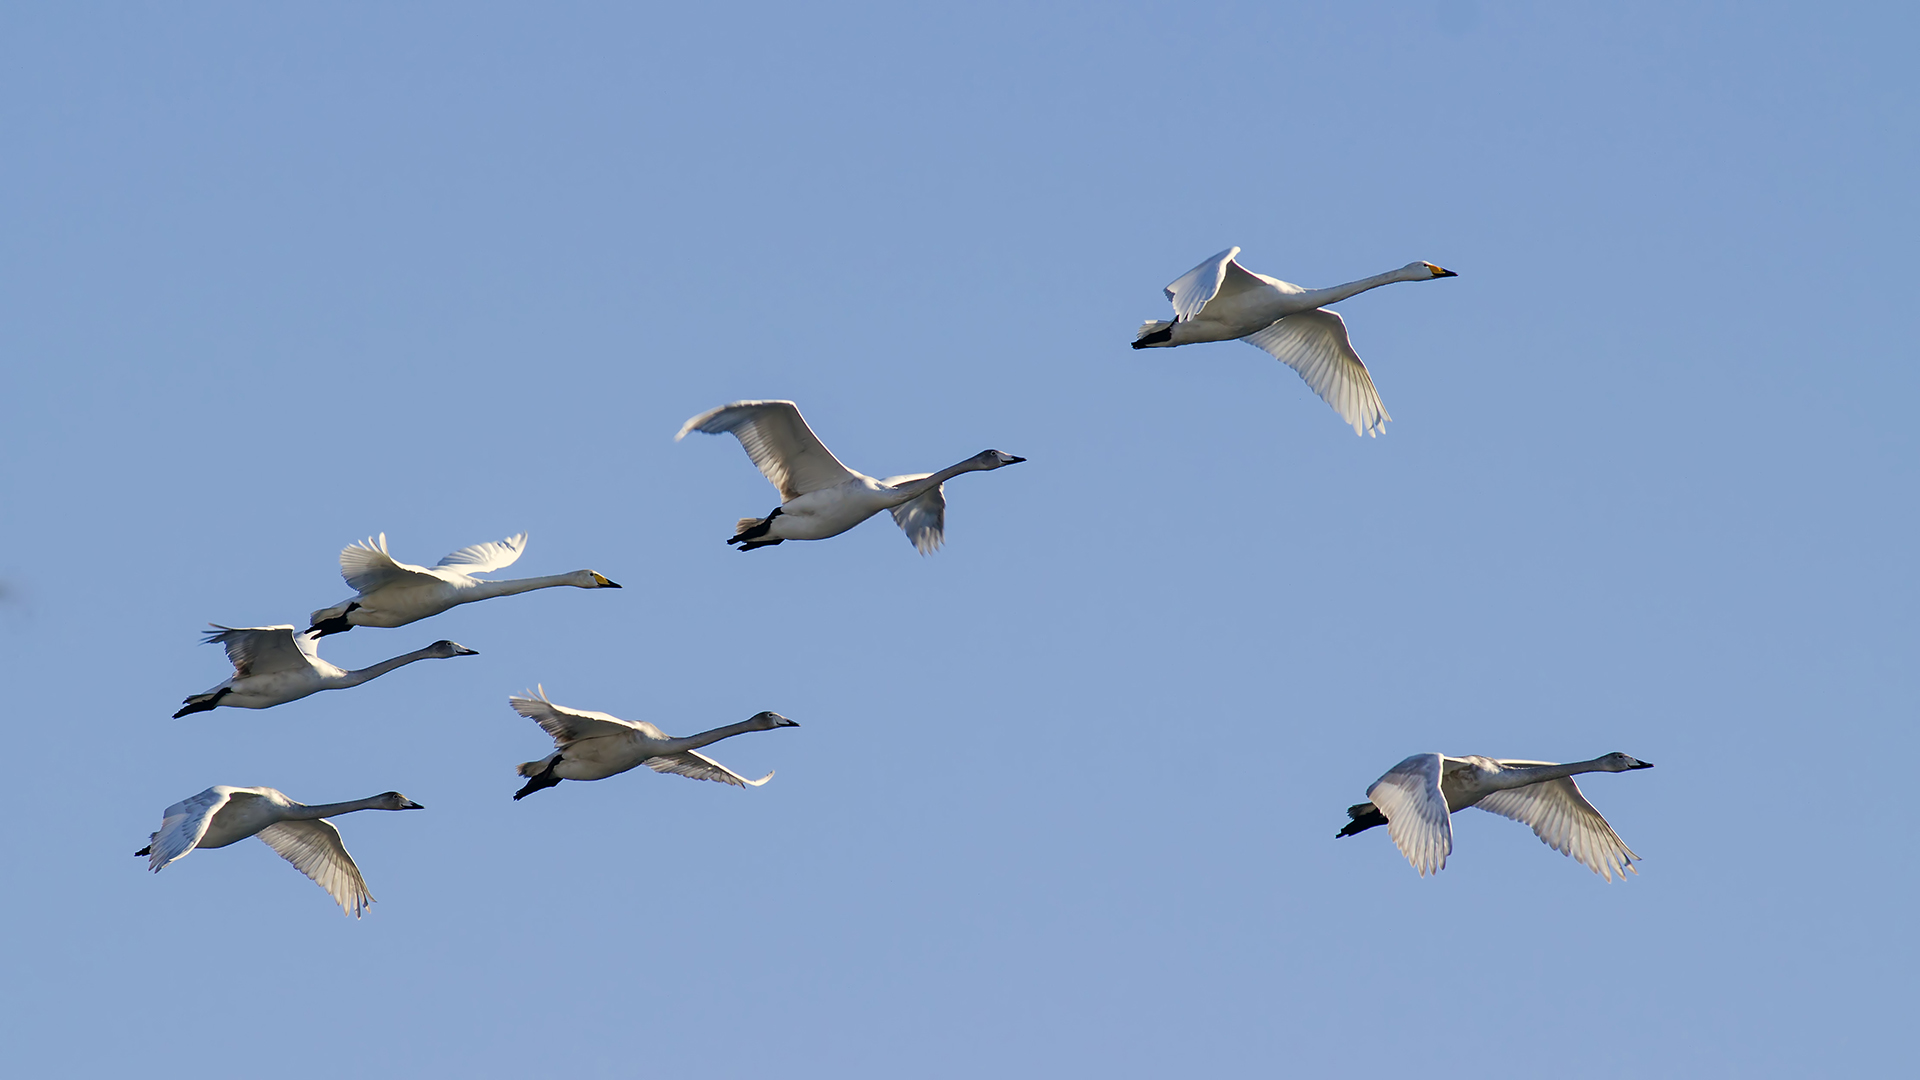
<box><xmin>675</xmin><ymin>400</ymin><xmax>1024</xmax><ymax>553</ymax></box>
<box><xmin>1338</xmin><ymin>752</ymin><xmax>1653</xmax><ymax>879</ymax></box>
<box><xmin>308</xmin><ymin>532</ymin><xmax>620</xmax><ymax>636</ymax></box>
<box><xmin>135</xmin><ymin>785</ymin><xmax>424</xmax><ymax>917</ymax></box>
<box><xmin>173</xmin><ymin>624</ymin><xmax>477</xmax><ymax>717</ymax></box>
<box><xmin>1132</xmin><ymin>247</ymin><xmax>1456</xmax><ymax>436</ymax></box>
<box><xmin>509</xmin><ymin>686</ymin><xmax>798</xmax><ymax>799</ymax></box>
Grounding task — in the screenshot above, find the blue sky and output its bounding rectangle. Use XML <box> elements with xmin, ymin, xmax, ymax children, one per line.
<box><xmin>2</xmin><ymin>3</ymin><xmax>1914</xmax><ymax>1076</ymax></box>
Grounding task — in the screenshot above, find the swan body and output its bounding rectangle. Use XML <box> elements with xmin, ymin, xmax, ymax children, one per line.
<box><xmin>1338</xmin><ymin>752</ymin><xmax>1653</xmax><ymax>879</ymax></box>
<box><xmin>675</xmin><ymin>400</ymin><xmax>1024</xmax><ymax>553</ymax></box>
<box><xmin>173</xmin><ymin>625</ymin><xmax>478</xmax><ymax>717</ymax></box>
<box><xmin>307</xmin><ymin>532</ymin><xmax>620</xmax><ymax>636</ymax></box>
<box><xmin>134</xmin><ymin>786</ymin><xmax>423</xmax><ymax>917</ymax></box>
<box><xmin>1132</xmin><ymin>247</ymin><xmax>1456</xmax><ymax>436</ymax></box>
<box><xmin>509</xmin><ymin>686</ymin><xmax>798</xmax><ymax>799</ymax></box>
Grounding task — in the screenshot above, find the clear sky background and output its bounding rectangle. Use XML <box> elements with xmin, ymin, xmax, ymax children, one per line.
<box><xmin>2</xmin><ymin>3</ymin><xmax>1914</xmax><ymax>1076</ymax></box>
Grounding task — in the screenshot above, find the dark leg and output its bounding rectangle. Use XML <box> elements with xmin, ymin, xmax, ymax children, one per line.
<box><xmin>513</xmin><ymin>758</ymin><xmax>564</xmax><ymax>801</ymax></box>
<box><xmin>173</xmin><ymin>686</ymin><xmax>232</xmax><ymax>719</ymax></box>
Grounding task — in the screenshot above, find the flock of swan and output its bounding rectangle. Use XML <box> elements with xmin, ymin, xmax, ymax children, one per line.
<box><xmin>139</xmin><ymin>249</ymin><xmax>1655</xmax><ymax>916</ymax></box>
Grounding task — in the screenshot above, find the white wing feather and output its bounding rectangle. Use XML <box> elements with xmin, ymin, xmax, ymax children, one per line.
<box><xmin>510</xmin><ymin>687</ymin><xmax>665</xmax><ymax>744</ymax></box>
<box><xmin>339</xmin><ymin>534</ymin><xmax>442</xmax><ymax>594</ymax></box>
<box><xmin>203</xmin><ymin>625</ymin><xmax>317</xmax><ymax>677</ymax></box>
<box><xmin>675</xmin><ymin>400</ymin><xmax>859</xmax><ymax>502</ymax></box>
<box><xmin>1241</xmin><ymin>309</ymin><xmax>1392</xmax><ymax>437</ymax></box>
<box><xmin>145</xmin><ymin>787</ymin><xmax>233</xmax><ymax>871</ymax></box>
<box><xmin>644</xmin><ymin>750</ymin><xmax>773</xmax><ymax>787</ymax></box>
<box><xmin>882</xmin><ymin>473</ymin><xmax>946</xmax><ymax>554</ymax></box>
<box><xmin>256</xmin><ymin>819</ymin><xmax>374</xmax><ymax>918</ymax></box>
<box><xmin>1474</xmin><ymin>762</ymin><xmax>1642</xmax><ymax>881</ymax></box>
<box><xmin>1163</xmin><ymin>246</ymin><xmax>1241</xmax><ymax>321</ymax></box>
<box><xmin>436</xmin><ymin>533</ymin><xmax>528</xmax><ymax>575</ymax></box>
<box><xmin>1366</xmin><ymin>753</ymin><xmax>1453</xmax><ymax>877</ymax></box>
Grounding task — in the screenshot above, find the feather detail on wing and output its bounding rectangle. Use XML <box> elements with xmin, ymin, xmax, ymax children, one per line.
<box><xmin>675</xmin><ymin>400</ymin><xmax>858</xmax><ymax>502</ymax></box>
<box><xmin>1473</xmin><ymin>764</ymin><xmax>1642</xmax><ymax>882</ymax></box>
<box><xmin>203</xmin><ymin>625</ymin><xmax>316</xmax><ymax>677</ymax></box>
<box><xmin>339</xmin><ymin>534</ymin><xmax>442</xmax><ymax>594</ymax></box>
<box><xmin>882</xmin><ymin>474</ymin><xmax>946</xmax><ymax>555</ymax></box>
<box><xmin>1241</xmin><ymin>309</ymin><xmax>1392</xmax><ymax>437</ymax></box>
<box><xmin>1366</xmin><ymin>753</ymin><xmax>1453</xmax><ymax>877</ymax></box>
<box><xmin>146</xmin><ymin>787</ymin><xmax>234</xmax><ymax>871</ymax></box>
<box><xmin>509</xmin><ymin>686</ymin><xmax>663</xmax><ymax>745</ymax></box>
<box><xmin>1163</xmin><ymin>246</ymin><xmax>1240</xmax><ymax>321</ymax></box>
<box><xmin>644</xmin><ymin>750</ymin><xmax>773</xmax><ymax>787</ymax></box>
<box><xmin>256</xmin><ymin>819</ymin><xmax>374</xmax><ymax>917</ymax></box>
<box><xmin>436</xmin><ymin>533</ymin><xmax>528</xmax><ymax>575</ymax></box>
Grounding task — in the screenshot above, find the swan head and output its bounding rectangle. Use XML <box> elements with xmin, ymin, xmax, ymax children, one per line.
<box><xmin>1409</xmin><ymin>261</ymin><xmax>1457</xmax><ymax>279</ymax></box>
<box><xmin>973</xmin><ymin>450</ymin><xmax>1027</xmax><ymax>469</ymax></box>
<box><xmin>375</xmin><ymin>792</ymin><xmax>426</xmax><ymax>810</ymax></box>
<box><xmin>1599</xmin><ymin>752</ymin><xmax>1654</xmax><ymax>771</ymax></box>
<box><xmin>750</xmin><ymin>711</ymin><xmax>799</xmax><ymax>729</ymax></box>
<box><xmin>580</xmin><ymin>570</ymin><xmax>622</xmax><ymax>589</ymax></box>
<box><xmin>426</xmin><ymin>640</ymin><xmax>480</xmax><ymax>658</ymax></box>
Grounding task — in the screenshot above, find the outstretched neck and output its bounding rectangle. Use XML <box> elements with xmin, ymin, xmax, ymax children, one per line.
<box><xmin>282</xmin><ymin>796</ymin><xmax>392</xmax><ymax>820</ymax></box>
<box><xmin>1486</xmin><ymin>757</ymin><xmax>1614</xmax><ymax>791</ymax></box>
<box><xmin>890</xmin><ymin>458</ymin><xmax>987</xmax><ymax>499</ymax></box>
<box><xmin>467</xmin><ymin>573</ymin><xmax>582</xmax><ymax>600</ymax></box>
<box><xmin>662</xmin><ymin>717</ymin><xmax>767</xmax><ymax>753</ymax></box>
<box><xmin>340</xmin><ymin>648</ymin><xmax>440</xmax><ymax>686</ymax></box>
<box><xmin>1295</xmin><ymin>266</ymin><xmax>1423</xmax><ymax>309</ymax></box>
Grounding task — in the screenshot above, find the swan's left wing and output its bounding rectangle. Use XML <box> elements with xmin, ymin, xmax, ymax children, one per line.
<box><xmin>644</xmin><ymin>750</ymin><xmax>773</xmax><ymax>788</ymax></box>
<box><xmin>256</xmin><ymin>819</ymin><xmax>374</xmax><ymax>918</ymax></box>
<box><xmin>1164</xmin><ymin>246</ymin><xmax>1275</xmax><ymax>321</ymax></box>
<box><xmin>1473</xmin><ymin>762</ymin><xmax>1642</xmax><ymax>882</ymax></box>
<box><xmin>203</xmin><ymin>625</ymin><xmax>314</xmax><ymax>677</ymax></box>
<box><xmin>1366</xmin><ymin>753</ymin><xmax>1453</xmax><ymax>877</ymax></box>
<box><xmin>675</xmin><ymin>400</ymin><xmax>859</xmax><ymax>502</ymax></box>
<box><xmin>509</xmin><ymin>687</ymin><xmax>654</xmax><ymax>745</ymax></box>
<box><xmin>436</xmin><ymin>533</ymin><xmax>528</xmax><ymax>576</ymax></box>
<box><xmin>1241</xmin><ymin>309</ymin><xmax>1392</xmax><ymax>438</ymax></box>
<box><xmin>145</xmin><ymin>787</ymin><xmax>231</xmax><ymax>871</ymax></box>
<box><xmin>340</xmin><ymin>534</ymin><xmax>444</xmax><ymax>594</ymax></box>
<box><xmin>882</xmin><ymin>474</ymin><xmax>945</xmax><ymax>555</ymax></box>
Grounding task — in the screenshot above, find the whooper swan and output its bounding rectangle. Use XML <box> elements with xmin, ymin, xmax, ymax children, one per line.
<box><xmin>308</xmin><ymin>532</ymin><xmax>620</xmax><ymax>636</ymax></box>
<box><xmin>173</xmin><ymin>624</ymin><xmax>477</xmax><ymax>717</ymax></box>
<box><xmin>509</xmin><ymin>686</ymin><xmax>798</xmax><ymax>799</ymax></box>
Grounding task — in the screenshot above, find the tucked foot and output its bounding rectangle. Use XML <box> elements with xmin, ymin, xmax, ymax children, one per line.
<box><xmin>513</xmin><ymin>758</ymin><xmax>563</xmax><ymax>801</ymax></box>
<box><xmin>736</xmin><ymin>539</ymin><xmax>784</xmax><ymax>552</ymax></box>
<box><xmin>1132</xmin><ymin>325</ymin><xmax>1175</xmax><ymax>348</ymax></box>
<box><xmin>172</xmin><ymin>686</ymin><xmax>231</xmax><ymax>719</ymax></box>
<box><xmin>134</xmin><ymin>845</ymin><xmax>151</xmax><ymax>857</ymax></box>
<box><xmin>1336</xmin><ymin>802</ymin><xmax>1388</xmax><ymax>839</ymax></box>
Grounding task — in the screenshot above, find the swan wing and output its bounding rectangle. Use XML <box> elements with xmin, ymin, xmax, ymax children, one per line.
<box><xmin>203</xmin><ymin>625</ymin><xmax>315</xmax><ymax>677</ymax></box>
<box><xmin>644</xmin><ymin>750</ymin><xmax>773</xmax><ymax>787</ymax></box>
<box><xmin>1366</xmin><ymin>753</ymin><xmax>1452</xmax><ymax>876</ymax></box>
<box><xmin>146</xmin><ymin>787</ymin><xmax>235</xmax><ymax>871</ymax></box>
<box><xmin>1164</xmin><ymin>246</ymin><xmax>1275</xmax><ymax>320</ymax></box>
<box><xmin>339</xmin><ymin>534</ymin><xmax>443</xmax><ymax>594</ymax></box>
<box><xmin>256</xmin><ymin>819</ymin><xmax>374</xmax><ymax>918</ymax></box>
<box><xmin>1474</xmin><ymin>762</ymin><xmax>1642</xmax><ymax>881</ymax></box>
<box><xmin>436</xmin><ymin>532</ymin><xmax>528</xmax><ymax>575</ymax></box>
<box><xmin>509</xmin><ymin>687</ymin><xmax>655</xmax><ymax>744</ymax></box>
<box><xmin>882</xmin><ymin>474</ymin><xmax>946</xmax><ymax>554</ymax></box>
<box><xmin>675</xmin><ymin>400</ymin><xmax>858</xmax><ymax>502</ymax></box>
<box><xmin>1241</xmin><ymin>309</ymin><xmax>1392</xmax><ymax>438</ymax></box>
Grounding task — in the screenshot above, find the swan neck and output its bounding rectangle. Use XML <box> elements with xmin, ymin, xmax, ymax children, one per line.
<box><xmin>468</xmin><ymin>574</ymin><xmax>579</xmax><ymax>600</ymax></box>
<box><xmin>894</xmin><ymin>459</ymin><xmax>985</xmax><ymax>499</ymax></box>
<box><xmin>1297</xmin><ymin>268</ymin><xmax>1411</xmax><ymax>308</ymax></box>
<box><xmin>280</xmin><ymin>796</ymin><xmax>389</xmax><ymax>820</ymax></box>
<box><xmin>661</xmin><ymin>717</ymin><xmax>764</xmax><ymax>753</ymax></box>
<box><xmin>341</xmin><ymin>648</ymin><xmax>436</xmax><ymax>686</ymax></box>
<box><xmin>1487</xmin><ymin>758</ymin><xmax>1611</xmax><ymax>790</ymax></box>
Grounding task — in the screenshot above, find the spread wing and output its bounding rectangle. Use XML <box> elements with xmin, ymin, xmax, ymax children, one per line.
<box><xmin>1366</xmin><ymin>753</ymin><xmax>1453</xmax><ymax>877</ymax></box>
<box><xmin>644</xmin><ymin>750</ymin><xmax>773</xmax><ymax>788</ymax></box>
<box><xmin>436</xmin><ymin>533</ymin><xmax>528</xmax><ymax>576</ymax></box>
<box><xmin>1474</xmin><ymin>761</ymin><xmax>1642</xmax><ymax>881</ymax></box>
<box><xmin>675</xmin><ymin>400</ymin><xmax>859</xmax><ymax>502</ymax></box>
<box><xmin>510</xmin><ymin>687</ymin><xmax>660</xmax><ymax>746</ymax></box>
<box><xmin>1242</xmin><ymin>309</ymin><xmax>1392</xmax><ymax>437</ymax></box>
<box><xmin>339</xmin><ymin>533</ymin><xmax>443</xmax><ymax>594</ymax></box>
<box><xmin>882</xmin><ymin>474</ymin><xmax>946</xmax><ymax>555</ymax></box>
<box><xmin>202</xmin><ymin>625</ymin><xmax>316</xmax><ymax>677</ymax></box>
<box><xmin>145</xmin><ymin>787</ymin><xmax>236</xmax><ymax>871</ymax></box>
<box><xmin>256</xmin><ymin>819</ymin><xmax>374</xmax><ymax>918</ymax></box>
<box><xmin>1164</xmin><ymin>246</ymin><xmax>1276</xmax><ymax>321</ymax></box>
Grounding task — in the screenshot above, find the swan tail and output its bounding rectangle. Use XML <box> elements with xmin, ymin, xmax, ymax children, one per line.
<box><xmin>172</xmin><ymin>687</ymin><xmax>230</xmax><ymax>719</ymax></box>
<box><xmin>513</xmin><ymin>755</ymin><xmax>563</xmax><ymax>800</ymax></box>
<box><xmin>1336</xmin><ymin>802</ymin><xmax>1388</xmax><ymax>838</ymax></box>
<box><xmin>1132</xmin><ymin>320</ymin><xmax>1175</xmax><ymax>349</ymax></box>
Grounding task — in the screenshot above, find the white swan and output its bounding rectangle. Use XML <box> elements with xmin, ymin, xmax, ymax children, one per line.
<box><xmin>1132</xmin><ymin>247</ymin><xmax>1456</xmax><ymax>436</ymax></box>
<box><xmin>308</xmin><ymin>532</ymin><xmax>619</xmax><ymax>636</ymax></box>
<box><xmin>135</xmin><ymin>785</ymin><xmax>423</xmax><ymax>917</ymax></box>
<box><xmin>675</xmin><ymin>400</ymin><xmax>1025</xmax><ymax>553</ymax></box>
<box><xmin>173</xmin><ymin>625</ymin><xmax>477</xmax><ymax>717</ymax></box>
<box><xmin>509</xmin><ymin>686</ymin><xmax>798</xmax><ymax>799</ymax></box>
<box><xmin>1338</xmin><ymin>752</ymin><xmax>1653</xmax><ymax>879</ymax></box>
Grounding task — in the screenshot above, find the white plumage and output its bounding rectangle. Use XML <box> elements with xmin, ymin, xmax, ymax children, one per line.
<box><xmin>173</xmin><ymin>625</ymin><xmax>478</xmax><ymax>717</ymax></box>
<box><xmin>308</xmin><ymin>532</ymin><xmax>620</xmax><ymax>636</ymax></box>
<box><xmin>508</xmin><ymin>686</ymin><xmax>800</xmax><ymax>799</ymax></box>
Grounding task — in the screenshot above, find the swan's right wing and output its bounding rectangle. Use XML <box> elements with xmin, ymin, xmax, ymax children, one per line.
<box><xmin>675</xmin><ymin>400</ymin><xmax>858</xmax><ymax>502</ymax></box>
<box><xmin>1365</xmin><ymin>753</ymin><xmax>1453</xmax><ymax>876</ymax></box>
<box><xmin>644</xmin><ymin>750</ymin><xmax>773</xmax><ymax>788</ymax></box>
<box><xmin>1164</xmin><ymin>246</ymin><xmax>1272</xmax><ymax>321</ymax></box>
<box><xmin>436</xmin><ymin>532</ymin><xmax>528</xmax><ymax>576</ymax></box>
<box><xmin>509</xmin><ymin>687</ymin><xmax>656</xmax><ymax>746</ymax></box>
<box><xmin>203</xmin><ymin>625</ymin><xmax>314</xmax><ymax>677</ymax></box>
<box><xmin>1473</xmin><ymin>762</ymin><xmax>1642</xmax><ymax>881</ymax></box>
<box><xmin>1241</xmin><ymin>309</ymin><xmax>1392</xmax><ymax>437</ymax></box>
<box><xmin>882</xmin><ymin>474</ymin><xmax>946</xmax><ymax>555</ymax></box>
<box><xmin>256</xmin><ymin>819</ymin><xmax>374</xmax><ymax>918</ymax></box>
<box><xmin>145</xmin><ymin>787</ymin><xmax>232</xmax><ymax>871</ymax></box>
<box><xmin>339</xmin><ymin>534</ymin><xmax>443</xmax><ymax>594</ymax></box>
